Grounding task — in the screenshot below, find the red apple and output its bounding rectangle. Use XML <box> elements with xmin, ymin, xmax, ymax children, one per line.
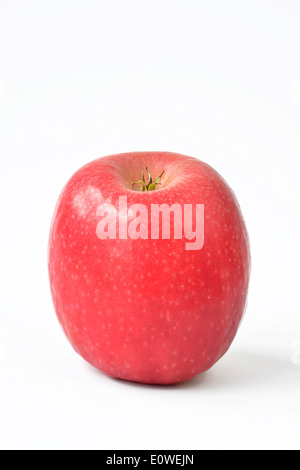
<box><xmin>48</xmin><ymin>152</ymin><xmax>250</xmax><ymax>384</ymax></box>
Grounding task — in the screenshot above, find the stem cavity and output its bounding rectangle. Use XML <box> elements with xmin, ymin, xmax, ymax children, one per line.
<box><xmin>132</xmin><ymin>168</ymin><xmax>165</xmax><ymax>192</ymax></box>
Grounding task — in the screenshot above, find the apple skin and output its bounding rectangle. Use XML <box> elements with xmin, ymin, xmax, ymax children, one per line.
<box><xmin>48</xmin><ymin>152</ymin><xmax>250</xmax><ymax>384</ymax></box>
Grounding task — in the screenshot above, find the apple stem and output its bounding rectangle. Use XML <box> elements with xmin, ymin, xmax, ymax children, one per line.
<box><xmin>132</xmin><ymin>168</ymin><xmax>164</xmax><ymax>191</ymax></box>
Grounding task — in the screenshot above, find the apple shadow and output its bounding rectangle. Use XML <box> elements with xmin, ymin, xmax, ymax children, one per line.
<box><xmin>175</xmin><ymin>348</ymin><xmax>299</xmax><ymax>390</ymax></box>
<box><xmin>86</xmin><ymin>348</ymin><xmax>299</xmax><ymax>390</ymax></box>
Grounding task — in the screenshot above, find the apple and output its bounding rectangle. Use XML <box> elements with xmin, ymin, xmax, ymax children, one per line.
<box><xmin>48</xmin><ymin>151</ymin><xmax>250</xmax><ymax>384</ymax></box>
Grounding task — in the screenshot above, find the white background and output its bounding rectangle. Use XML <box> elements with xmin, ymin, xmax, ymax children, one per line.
<box><xmin>0</xmin><ymin>0</ymin><xmax>299</xmax><ymax>450</ymax></box>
